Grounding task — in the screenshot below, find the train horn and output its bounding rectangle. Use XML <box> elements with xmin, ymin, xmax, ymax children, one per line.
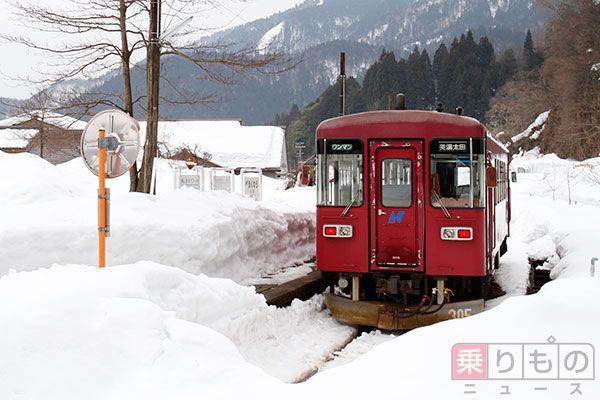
<box><xmin>395</xmin><ymin>93</ymin><xmax>406</xmax><ymax>110</ymax></box>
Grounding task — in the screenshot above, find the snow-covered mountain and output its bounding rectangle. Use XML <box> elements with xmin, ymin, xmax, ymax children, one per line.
<box><xmin>70</xmin><ymin>0</ymin><xmax>547</xmax><ymax>124</ymax></box>
<box><xmin>209</xmin><ymin>0</ymin><xmax>545</xmax><ymax>55</ymax></box>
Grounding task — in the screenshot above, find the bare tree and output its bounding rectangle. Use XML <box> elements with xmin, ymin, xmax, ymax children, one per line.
<box><xmin>541</xmin><ymin>165</ymin><xmax>565</xmax><ymax>201</ymax></box>
<box><xmin>564</xmin><ymin>161</ymin><xmax>581</xmax><ymax>205</ymax></box>
<box><xmin>3</xmin><ymin>0</ymin><xmax>147</xmax><ymax>177</ymax></box>
<box><xmin>579</xmin><ymin>160</ymin><xmax>600</xmax><ymax>188</ymax></box>
<box><xmin>4</xmin><ymin>0</ymin><xmax>294</xmax><ymax>192</ymax></box>
<box><xmin>138</xmin><ymin>0</ymin><xmax>293</xmax><ymax>193</ymax></box>
<box><xmin>537</xmin><ymin>0</ymin><xmax>600</xmax><ymax>159</ymax></box>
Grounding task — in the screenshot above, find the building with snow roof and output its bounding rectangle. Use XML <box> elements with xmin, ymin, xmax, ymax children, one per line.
<box><xmin>139</xmin><ymin>119</ymin><xmax>288</xmax><ymax>176</ymax></box>
<box><xmin>0</xmin><ymin>112</ymin><xmax>86</xmax><ymax>164</ymax></box>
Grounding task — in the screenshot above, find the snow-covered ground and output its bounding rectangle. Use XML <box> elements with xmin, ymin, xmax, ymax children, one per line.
<box><xmin>0</xmin><ymin>148</ymin><xmax>598</xmax><ymax>399</ymax></box>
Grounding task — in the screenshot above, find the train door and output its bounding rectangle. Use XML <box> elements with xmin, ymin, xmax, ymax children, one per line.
<box><xmin>370</xmin><ymin>140</ymin><xmax>424</xmax><ymax>271</ymax></box>
<box><xmin>486</xmin><ymin>158</ymin><xmax>497</xmax><ymax>268</ymax></box>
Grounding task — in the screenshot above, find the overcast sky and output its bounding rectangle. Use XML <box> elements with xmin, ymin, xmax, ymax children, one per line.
<box><xmin>0</xmin><ymin>0</ymin><xmax>303</xmax><ymax>99</ymax></box>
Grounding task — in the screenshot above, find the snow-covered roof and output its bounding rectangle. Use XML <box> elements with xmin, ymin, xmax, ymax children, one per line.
<box><xmin>0</xmin><ymin>128</ymin><xmax>37</xmax><ymax>149</ymax></box>
<box><xmin>0</xmin><ymin>112</ymin><xmax>86</xmax><ymax>130</ymax></box>
<box><xmin>139</xmin><ymin>120</ymin><xmax>287</xmax><ymax>170</ymax></box>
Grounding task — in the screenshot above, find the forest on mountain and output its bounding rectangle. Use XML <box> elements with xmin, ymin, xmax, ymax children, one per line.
<box><xmin>279</xmin><ymin>30</ymin><xmax>522</xmax><ymax>165</ymax></box>
<box><xmin>280</xmin><ymin>0</ymin><xmax>599</xmax><ymax>166</ymax></box>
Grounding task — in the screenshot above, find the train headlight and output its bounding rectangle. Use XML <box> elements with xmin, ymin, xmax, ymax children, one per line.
<box><xmin>441</xmin><ymin>227</ymin><xmax>473</xmax><ymax>241</ymax></box>
<box><xmin>339</xmin><ymin>226</ymin><xmax>352</xmax><ymax>237</ymax></box>
<box><xmin>442</xmin><ymin>228</ymin><xmax>456</xmax><ymax>239</ymax></box>
<box><xmin>338</xmin><ymin>276</ymin><xmax>349</xmax><ymax>289</ymax></box>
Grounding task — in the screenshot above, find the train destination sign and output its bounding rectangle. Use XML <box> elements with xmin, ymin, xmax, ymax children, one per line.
<box><xmin>437</xmin><ymin>141</ymin><xmax>468</xmax><ymax>153</ymax></box>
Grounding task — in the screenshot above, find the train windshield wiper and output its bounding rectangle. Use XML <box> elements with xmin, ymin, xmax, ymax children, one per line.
<box><xmin>341</xmin><ymin>187</ymin><xmax>360</xmax><ymax>217</ymax></box>
<box><xmin>432</xmin><ymin>189</ymin><xmax>452</xmax><ymax>219</ymax></box>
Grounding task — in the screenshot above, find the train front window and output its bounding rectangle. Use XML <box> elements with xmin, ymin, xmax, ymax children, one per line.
<box><xmin>381</xmin><ymin>158</ymin><xmax>412</xmax><ymax>207</ymax></box>
<box><xmin>316</xmin><ymin>139</ymin><xmax>363</xmax><ymax>207</ymax></box>
<box><xmin>430</xmin><ymin>139</ymin><xmax>485</xmax><ymax>208</ymax></box>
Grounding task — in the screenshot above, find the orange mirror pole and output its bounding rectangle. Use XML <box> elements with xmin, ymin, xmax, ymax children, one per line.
<box><xmin>98</xmin><ymin>129</ymin><xmax>107</xmax><ymax>268</ymax></box>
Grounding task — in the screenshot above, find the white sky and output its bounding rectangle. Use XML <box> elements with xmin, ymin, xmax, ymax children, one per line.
<box><xmin>0</xmin><ymin>0</ymin><xmax>304</xmax><ymax>99</ymax></box>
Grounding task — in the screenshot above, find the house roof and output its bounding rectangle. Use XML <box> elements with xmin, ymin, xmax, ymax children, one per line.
<box><xmin>0</xmin><ymin>128</ymin><xmax>38</xmax><ymax>149</ymax></box>
<box><xmin>0</xmin><ymin>112</ymin><xmax>86</xmax><ymax>130</ymax></box>
<box><xmin>138</xmin><ymin>120</ymin><xmax>287</xmax><ymax>170</ymax></box>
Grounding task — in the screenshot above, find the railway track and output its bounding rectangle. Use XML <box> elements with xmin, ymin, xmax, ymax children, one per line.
<box><xmin>248</xmin><ymin>258</ymin><xmax>553</xmax><ymax>384</ymax></box>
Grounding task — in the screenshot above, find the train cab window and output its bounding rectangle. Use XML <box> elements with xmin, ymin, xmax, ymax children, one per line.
<box><xmin>316</xmin><ymin>139</ymin><xmax>363</xmax><ymax>207</ymax></box>
<box><xmin>430</xmin><ymin>139</ymin><xmax>485</xmax><ymax>208</ymax></box>
<box><xmin>381</xmin><ymin>158</ymin><xmax>412</xmax><ymax>207</ymax></box>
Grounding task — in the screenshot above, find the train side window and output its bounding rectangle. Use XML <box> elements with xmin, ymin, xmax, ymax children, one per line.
<box><xmin>381</xmin><ymin>158</ymin><xmax>412</xmax><ymax>208</ymax></box>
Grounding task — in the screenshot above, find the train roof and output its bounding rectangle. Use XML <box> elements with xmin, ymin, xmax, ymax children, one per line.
<box><xmin>317</xmin><ymin>110</ymin><xmax>487</xmax><ymax>139</ymax></box>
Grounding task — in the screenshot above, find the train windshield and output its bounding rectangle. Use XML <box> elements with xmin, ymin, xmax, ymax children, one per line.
<box><xmin>316</xmin><ymin>139</ymin><xmax>363</xmax><ymax>207</ymax></box>
<box><xmin>430</xmin><ymin>138</ymin><xmax>485</xmax><ymax>208</ymax></box>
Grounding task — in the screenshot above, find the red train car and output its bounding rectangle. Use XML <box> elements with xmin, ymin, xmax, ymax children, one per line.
<box><xmin>316</xmin><ymin>110</ymin><xmax>510</xmax><ymax>330</ymax></box>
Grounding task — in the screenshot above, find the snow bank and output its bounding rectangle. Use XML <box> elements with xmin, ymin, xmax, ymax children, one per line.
<box><xmin>510</xmin><ymin>149</ymin><xmax>600</xmax><ymax>278</ymax></box>
<box><xmin>0</xmin><ymin>262</ymin><xmax>281</xmax><ymax>399</ymax></box>
<box><xmin>302</xmin><ymin>277</ymin><xmax>600</xmax><ymax>398</ymax></box>
<box><xmin>0</xmin><ymin>261</ymin><xmax>354</xmax><ymax>398</ymax></box>
<box><xmin>321</xmin><ymin>330</ymin><xmax>395</xmax><ymax>371</ymax></box>
<box><xmin>0</xmin><ymin>151</ymin><xmax>87</xmax><ymax>204</ymax></box>
<box><xmin>511</xmin><ymin>148</ymin><xmax>600</xmax><ymax>207</ymax></box>
<box><xmin>0</xmin><ymin>151</ymin><xmax>315</xmax><ymax>283</ymax></box>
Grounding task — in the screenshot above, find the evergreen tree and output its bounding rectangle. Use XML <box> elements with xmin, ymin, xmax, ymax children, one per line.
<box><xmin>406</xmin><ymin>46</ymin><xmax>423</xmax><ymax>109</ymax></box>
<box><xmin>361</xmin><ymin>50</ymin><xmax>403</xmax><ymax>110</ymax></box>
<box><xmin>419</xmin><ymin>49</ymin><xmax>436</xmax><ymax>109</ymax></box>
<box><xmin>496</xmin><ymin>48</ymin><xmax>518</xmax><ymax>87</ymax></box>
<box><xmin>523</xmin><ymin>29</ymin><xmax>543</xmax><ymax>70</ymax></box>
<box><xmin>433</xmin><ymin>43</ymin><xmax>450</xmax><ymax>107</ymax></box>
<box><xmin>289</xmin><ymin>104</ymin><xmax>301</xmax><ymax>120</ymax></box>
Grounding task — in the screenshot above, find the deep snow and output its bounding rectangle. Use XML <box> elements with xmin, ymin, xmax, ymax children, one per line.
<box><xmin>0</xmin><ymin>148</ymin><xmax>599</xmax><ymax>399</ymax></box>
<box><xmin>0</xmin><ymin>151</ymin><xmax>315</xmax><ymax>283</ymax></box>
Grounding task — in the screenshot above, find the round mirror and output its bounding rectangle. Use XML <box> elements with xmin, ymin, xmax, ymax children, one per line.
<box><xmin>80</xmin><ymin>109</ymin><xmax>140</xmax><ymax>178</ymax></box>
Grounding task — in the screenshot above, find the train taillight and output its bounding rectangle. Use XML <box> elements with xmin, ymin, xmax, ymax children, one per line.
<box><xmin>458</xmin><ymin>229</ymin><xmax>472</xmax><ymax>239</ymax></box>
<box><xmin>323</xmin><ymin>225</ymin><xmax>353</xmax><ymax>238</ymax></box>
<box><xmin>441</xmin><ymin>227</ymin><xmax>473</xmax><ymax>241</ymax></box>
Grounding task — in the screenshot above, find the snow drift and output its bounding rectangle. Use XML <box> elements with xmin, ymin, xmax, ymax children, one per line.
<box><xmin>0</xmin><ymin>261</ymin><xmax>353</xmax><ymax>398</ymax></box>
<box><xmin>0</xmin><ymin>151</ymin><xmax>315</xmax><ymax>282</ymax></box>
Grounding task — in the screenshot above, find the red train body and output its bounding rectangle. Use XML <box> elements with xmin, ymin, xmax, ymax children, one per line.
<box><xmin>316</xmin><ymin>110</ymin><xmax>510</xmax><ymax>330</ymax></box>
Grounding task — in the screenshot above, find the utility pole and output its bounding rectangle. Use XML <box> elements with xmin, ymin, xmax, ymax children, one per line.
<box><xmin>338</xmin><ymin>52</ymin><xmax>346</xmax><ymax>117</ymax></box>
<box><xmin>138</xmin><ymin>0</ymin><xmax>161</xmax><ymax>193</ymax></box>
<box><xmin>295</xmin><ymin>141</ymin><xmax>306</xmax><ymax>168</ymax></box>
